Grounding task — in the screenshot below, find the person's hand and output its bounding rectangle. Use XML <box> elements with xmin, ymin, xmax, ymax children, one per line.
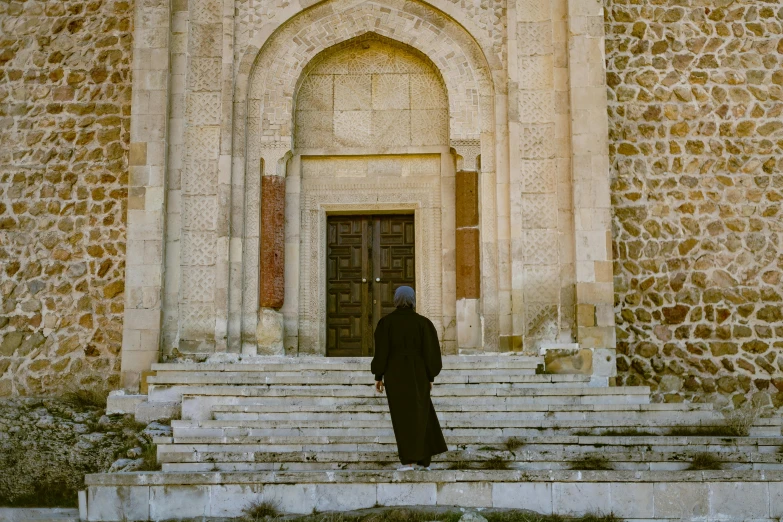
<box><xmin>430</xmin><ymin>382</ymin><xmax>433</xmax><ymax>390</ymax></box>
<box><xmin>375</xmin><ymin>380</ymin><xmax>384</xmax><ymax>393</ymax></box>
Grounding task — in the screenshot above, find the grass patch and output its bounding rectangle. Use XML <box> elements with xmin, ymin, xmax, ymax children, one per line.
<box><xmin>568</xmin><ymin>455</ymin><xmax>613</xmax><ymax>471</ymax></box>
<box><xmin>243</xmin><ymin>500</ymin><xmax>281</xmax><ymax>521</ymax></box>
<box><xmin>135</xmin><ymin>444</ymin><xmax>161</xmax><ymax>472</ymax></box>
<box><xmin>481</xmin><ymin>456</ymin><xmax>511</xmax><ymax>470</ymax></box>
<box><xmin>572</xmin><ymin>430</ymin><xmax>593</xmax><ymax>436</ymax></box>
<box><xmin>722</xmin><ymin>403</ymin><xmax>765</xmax><ymax>437</ymax></box>
<box><xmin>504</xmin><ymin>437</ymin><xmax>525</xmax><ymax>453</ymax></box>
<box><xmin>687</xmin><ymin>452</ymin><xmax>723</xmax><ymax>471</ymax></box>
<box><xmin>667</xmin><ymin>426</ymin><xmax>737</xmax><ymax>437</ymax></box>
<box><xmin>61</xmin><ymin>385</ymin><xmax>109</xmax><ymax>409</ymax></box>
<box><xmin>601</xmin><ymin>429</ymin><xmax>656</xmax><ymax>437</ymax></box>
<box><xmin>447</xmin><ymin>460</ymin><xmax>472</xmax><ymax>470</ymax></box>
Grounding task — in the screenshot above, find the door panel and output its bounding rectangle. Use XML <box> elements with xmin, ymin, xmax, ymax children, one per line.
<box><xmin>326</xmin><ymin>214</ymin><xmax>415</xmax><ymax>357</ymax></box>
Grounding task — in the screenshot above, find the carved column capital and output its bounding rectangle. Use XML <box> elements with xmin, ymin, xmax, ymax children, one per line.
<box><xmin>451</xmin><ymin>139</ymin><xmax>481</xmax><ymax>172</ymax></box>
<box><xmin>259</xmin><ymin>142</ymin><xmax>291</xmax><ymax>176</ymax></box>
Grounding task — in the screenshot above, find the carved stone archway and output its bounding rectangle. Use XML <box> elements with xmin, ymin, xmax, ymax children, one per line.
<box><xmin>229</xmin><ymin>0</ymin><xmax>499</xmax><ymax>354</ymax></box>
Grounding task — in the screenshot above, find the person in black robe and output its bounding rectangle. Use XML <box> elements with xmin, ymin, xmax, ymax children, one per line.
<box><xmin>371</xmin><ymin>286</ymin><xmax>448</xmax><ymax>471</ymax></box>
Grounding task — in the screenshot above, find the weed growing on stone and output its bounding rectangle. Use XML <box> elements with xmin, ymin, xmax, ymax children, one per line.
<box><xmin>136</xmin><ymin>444</ymin><xmax>161</xmax><ymax>472</ymax></box>
<box><xmin>667</xmin><ymin>426</ymin><xmax>737</xmax><ymax>437</ymax></box>
<box><xmin>243</xmin><ymin>500</ymin><xmax>281</xmax><ymax>521</ymax></box>
<box><xmin>721</xmin><ymin>403</ymin><xmax>765</xmax><ymax>437</ymax></box>
<box><xmin>568</xmin><ymin>455</ymin><xmax>613</xmax><ymax>471</ymax></box>
<box><xmin>481</xmin><ymin>456</ymin><xmax>511</xmax><ymax>470</ymax></box>
<box><xmin>447</xmin><ymin>460</ymin><xmax>472</xmax><ymax>470</ymax></box>
<box><xmin>504</xmin><ymin>437</ymin><xmax>524</xmax><ymax>453</ymax></box>
<box><xmin>687</xmin><ymin>452</ymin><xmax>723</xmax><ymax>471</ymax></box>
<box><xmin>601</xmin><ymin>429</ymin><xmax>655</xmax><ymax>437</ymax></box>
<box><xmin>62</xmin><ymin>385</ymin><xmax>109</xmax><ymax>409</ymax></box>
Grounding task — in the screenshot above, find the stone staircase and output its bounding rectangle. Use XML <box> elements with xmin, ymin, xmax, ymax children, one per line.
<box><xmin>86</xmin><ymin>355</ymin><xmax>783</xmax><ymax>521</ymax></box>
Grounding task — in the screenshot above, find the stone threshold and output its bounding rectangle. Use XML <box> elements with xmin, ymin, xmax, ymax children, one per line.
<box><xmin>86</xmin><ymin>469</ymin><xmax>783</xmax><ymax>485</ymax></box>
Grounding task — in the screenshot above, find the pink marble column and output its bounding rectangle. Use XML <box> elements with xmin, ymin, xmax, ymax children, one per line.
<box><xmin>259</xmin><ymin>176</ymin><xmax>285</xmax><ymax>309</ymax></box>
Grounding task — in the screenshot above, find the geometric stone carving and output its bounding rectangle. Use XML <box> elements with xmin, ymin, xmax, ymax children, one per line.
<box><xmin>181</xmin><ymin>232</ymin><xmax>217</xmax><ymax>266</ymax></box>
<box><xmin>523</xmin><ymin>266</ymin><xmax>559</xmax><ymax>303</ymax></box>
<box><xmin>518</xmin><ymin>56</ymin><xmax>554</xmax><ymax>90</ymax></box>
<box><xmin>294</xmin><ymin>36</ymin><xmax>448</xmax><ymax>150</ymax></box>
<box><xmin>520</xmin><ymin>159</ymin><xmax>556</xmax><ymax>193</ymax></box>
<box><xmin>182</xmin><ymin>161</ymin><xmax>218</xmax><ymax>195</ymax></box>
<box><xmin>521</xmin><ymin>194</ymin><xmax>557</xmax><ymax>229</ymax></box>
<box><xmin>182</xmin><ymin>196</ymin><xmax>217</xmax><ymax>231</ymax></box>
<box><xmin>519</xmin><ymin>91</ymin><xmax>555</xmax><ymax>124</ymax></box>
<box><xmin>517</xmin><ymin>0</ymin><xmax>551</xmax><ymax>23</ymax></box>
<box><xmin>520</xmin><ymin>124</ymin><xmax>555</xmax><ymax>159</ymax></box>
<box><xmin>187</xmin><ymin>93</ymin><xmax>221</xmax><ymax>125</ymax></box>
<box><xmin>189</xmin><ymin>58</ymin><xmax>222</xmax><ymax>92</ymax></box>
<box><xmin>525</xmin><ymin>303</ymin><xmax>558</xmax><ymax>339</ymax></box>
<box><xmin>182</xmin><ymin>267</ymin><xmax>216</xmax><ymax>302</ymax></box>
<box><xmin>517</xmin><ymin>22</ymin><xmax>553</xmax><ymax>56</ymax></box>
<box><xmin>191</xmin><ymin>0</ymin><xmax>222</xmax><ymax>24</ymax></box>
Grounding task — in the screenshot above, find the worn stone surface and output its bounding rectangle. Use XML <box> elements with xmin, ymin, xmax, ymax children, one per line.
<box><xmin>606</xmin><ymin>0</ymin><xmax>783</xmax><ymax>408</ymax></box>
<box><xmin>0</xmin><ymin>0</ymin><xmax>133</xmax><ymax>395</ymax></box>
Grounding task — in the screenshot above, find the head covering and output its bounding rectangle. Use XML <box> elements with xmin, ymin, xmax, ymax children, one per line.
<box><xmin>393</xmin><ymin>286</ymin><xmax>416</xmax><ymax>309</ymax></box>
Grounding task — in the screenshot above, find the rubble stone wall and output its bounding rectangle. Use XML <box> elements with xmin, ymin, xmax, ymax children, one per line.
<box><xmin>606</xmin><ymin>0</ymin><xmax>783</xmax><ymax>408</ymax></box>
<box><xmin>0</xmin><ymin>0</ymin><xmax>133</xmax><ymax>396</ymax></box>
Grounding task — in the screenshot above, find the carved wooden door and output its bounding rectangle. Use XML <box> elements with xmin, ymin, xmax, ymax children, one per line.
<box><xmin>326</xmin><ymin>215</ymin><xmax>415</xmax><ymax>357</ymax></box>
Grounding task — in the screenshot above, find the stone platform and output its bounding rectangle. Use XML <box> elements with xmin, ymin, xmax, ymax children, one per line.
<box><xmin>89</xmin><ymin>356</ymin><xmax>783</xmax><ymax>521</ymax></box>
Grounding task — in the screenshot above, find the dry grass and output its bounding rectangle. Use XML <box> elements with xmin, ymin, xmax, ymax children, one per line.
<box><xmin>447</xmin><ymin>460</ymin><xmax>472</xmax><ymax>470</ymax></box>
<box><xmin>568</xmin><ymin>455</ymin><xmax>613</xmax><ymax>471</ymax></box>
<box><xmin>135</xmin><ymin>444</ymin><xmax>161</xmax><ymax>472</ymax></box>
<box><xmin>667</xmin><ymin>426</ymin><xmax>737</xmax><ymax>437</ymax></box>
<box><xmin>687</xmin><ymin>452</ymin><xmax>723</xmax><ymax>471</ymax></box>
<box><xmin>61</xmin><ymin>385</ymin><xmax>109</xmax><ymax>409</ymax></box>
<box><xmin>504</xmin><ymin>437</ymin><xmax>525</xmax><ymax>453</ymax></box>
<box><xmin>481</xmin><ymin>456</ymin><xmax>511</xmax><ymax>470</ymax></box>
<box><xmin>601</xmin><ymin>429</ymin><xmax>656</xmax><ymax>437</ymax></box>
<box><xmin>721</xmin><ymin>403</ymin><xmax>765</xmax><ymax>437</ymax></box>
<box><xmin>243</xmin><ymin>500</ymin><xmax>281</xmax><ymax>521</ymax></box>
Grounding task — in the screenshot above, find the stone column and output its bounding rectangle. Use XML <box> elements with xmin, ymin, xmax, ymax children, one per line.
<box><xmin>453</xmin><ymin>144</ymin><xmax>483</xmax><ymax>352</ymax></box>
<box><xmin>257</xmin><ymin>174</ymin><xmax>285</xmax><ymax>355</ymax></box>
<box><xmin>567</xmin><ymin>0</ymin><xmax>617</xmax><ymax>377</ymax></box>
<box><xmin>120</xmin><ymin>0</ymin><xmax>171</xmax><ymax>391</ymax></box>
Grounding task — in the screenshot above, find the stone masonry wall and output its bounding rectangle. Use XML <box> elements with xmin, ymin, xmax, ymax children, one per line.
<box><xmin>606</xmin><ymin>0</ymin><xmax>783</xmax><ymax>408</ymax></box>
<box><xmin>0</xmin><ymin>0</ymin><xmax>133</xmax><ymax>396</ymax></box>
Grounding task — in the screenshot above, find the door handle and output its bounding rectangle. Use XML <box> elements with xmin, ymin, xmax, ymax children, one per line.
<box><xmin>375</xmin><ymin>278</ymin><xmax>381</xmax><ymax>282</ymax></box>
<box><xmin>362</xmin><ymin>278</ymin><xmax>367</xmax><ymax>283</ymax></box>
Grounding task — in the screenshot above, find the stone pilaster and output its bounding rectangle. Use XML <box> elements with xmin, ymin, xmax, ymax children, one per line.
<box><xmin>567</xmin><ymin>0</ymin><xmax>616</xmax><ymax>360</ymax></box>
<box><xmin>259</xmin><ymin>175</ymin><xmax>285</xmax><ymax>309</ymax></box>
<box><xmin>121</xmin><ymin>0</ymin><xmax>171</xmax><ymax>390</ymax></box>
<box><xmin>455</xmin><ymin>170</ymin><xmax>482</xmax><ymax>350</ymax></box>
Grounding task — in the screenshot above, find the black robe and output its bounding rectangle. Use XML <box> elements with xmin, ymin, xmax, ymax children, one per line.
<box><xmin>371</xmin><ymin>307</ymin><xmax>448</xmax><ymax>464</ymax></box>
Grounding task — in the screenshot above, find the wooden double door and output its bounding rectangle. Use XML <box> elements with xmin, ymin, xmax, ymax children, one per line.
<box><xmin>326</xmin><ymin>215</ymin><xmax>415</xmax><ymax>357</ymax></box>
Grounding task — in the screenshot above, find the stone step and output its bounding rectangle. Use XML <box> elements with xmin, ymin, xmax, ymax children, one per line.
<box><xmin>83</xmin><ymin>469</ymin><xmax>783</xmax><ymax>519</ymax></box>
<box><xmin>161</xmin><ymin>458</ymin><xmax>783</xmax><ymax>472</ymax></box>
<box><xmin>151</xmin><ymin>355</ymin><xmax>543</xmax><ymax>373</ymax></box>
<box><xmin>147</xmin><ymin>371</ymin><xmax>566</xmax><ymax>385</ymax></box>
<box><xmin>155</xmin><ymin>438</ymin><xmax>783</xmax><ymax>457</ymax></box>
<box><xmin>207</xmin><ymin>410</ymin><xmax>725</xmax><ymax>423</ymax></box>
<box><xmin>208</xmin><ymin>401</ymin><xmax>713</xmax><ymax>413</ymax></box>
<box><xmin>150</xmin><ymin>384</ymin><xmax>652</xmax><ymax>403</ymax></box>
<box><xmin>167</xmin><ymin>422</ymin><xmax>783</xmax><ymax>442</ymax></box>
<box><xmin>156</xmin><ymin>448</ymin><xmax>783</xmax><ymax>468</ymax></box>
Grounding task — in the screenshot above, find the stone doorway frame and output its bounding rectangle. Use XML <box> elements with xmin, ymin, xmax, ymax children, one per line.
<box><xmin>291</xmin><ymin>187</ymin><xmax>442</xmax><ymax>356</ymax></box>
